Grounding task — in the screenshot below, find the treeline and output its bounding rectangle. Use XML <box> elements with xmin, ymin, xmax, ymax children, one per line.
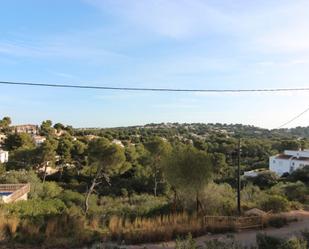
<box><xmin>0</xmin><ymin>117</ymin><xmax>308</xmax><ymax>247</ymax></box>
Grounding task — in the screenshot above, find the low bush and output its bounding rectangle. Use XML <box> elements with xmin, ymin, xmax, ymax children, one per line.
<box><xmin>256</xmin><ymin>233</ymin><xmax>283</xmax><ymax>249</ymax></box>
<box><xmin>260</xmin><ymin>195</ymin><xmax>290</xmax><ymax>213</ymax></box>
<box><xmin>267</xmin><ymin>216</ymin><xmax>288</xmax><ymax>228</ymax></box>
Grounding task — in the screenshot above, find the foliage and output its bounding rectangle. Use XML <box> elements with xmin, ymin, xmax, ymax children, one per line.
<box><xmin>164</xmin><ymin>144</ymin><xmax>213</xmax><ymax>212</ymax></box>
<box><xmin>0</xmin><ymin>170</ymin><xmax>43</xmax><ymax>199</ymax></box>
<box><xmin>4</xmin><ymin>133</ymin><xmax>35</xmax><ymax>151</ymax></box>
<box><xmin>248</xmin><ymin>171</ymin><xmax>279</xmax><ymax>189</ymax></box>
<box><xmin>260</xmin><ymin>195</ymin><xmax>290</xmax><ymax>213</ymax></box>
<box><xmin>4</xmin><ymin>199</ymin><xmax>67</xmax><ymax>218</ymax></box>
<box><xmin>256</xmin><ymin>233</ymin><xmax>283</xmax><ymax>249</ymax></box>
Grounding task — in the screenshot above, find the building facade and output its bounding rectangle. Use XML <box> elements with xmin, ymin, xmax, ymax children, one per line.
<box><xmin>0</xmin><ymin>133</ymin><xmax>6</xmax><ymax>145</ymax></box>
<box><xmin>0</xmin><ymin>150</ymin><xmax>9</xmax><ymax>163</ymax></box>
<box><xmin>269</xmin><ymin>150</ymin><xmax>309</xmax><ymax>176</ymax></box>
<box><xmin>12</xmin><ymin>124</ymin><xmax>38</xmax><ymax>135</ymax></box>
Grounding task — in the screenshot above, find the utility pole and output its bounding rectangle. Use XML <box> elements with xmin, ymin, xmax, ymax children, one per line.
<box><xmin>237</xmin><ymin>137</ymin><xmax>241</xmax><ymax>216</ymax></box>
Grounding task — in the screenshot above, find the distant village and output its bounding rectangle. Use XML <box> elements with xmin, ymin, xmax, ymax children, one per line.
<box><xmin>1</xmin><ymin>123</ymin><xmax>308</xmax><ymax>185</ymax></box>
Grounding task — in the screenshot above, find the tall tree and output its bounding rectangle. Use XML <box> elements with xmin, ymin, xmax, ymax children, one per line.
<box><xmin>56</xmin><ymin>137</ymin><xmax>74</xmax><ymax>179</ymax></box>
<box><xmin>4</xmin><ymin>133</ymin><xmax>35</xmax><ymax>151</ymax></box>
<box><xmin>164</xmin><ymin>144</ymin><xmax>213</xmax><ymax>213</ymax></box>
<box><xmin>71</xmin><ymin>140</ymin><xmax>87</xmax><ymax>175</ymax></box>
<box><xmin>144</xmin><ymin>137</ymin><xmax>171</xmax><ymax>196</ymax></box>
<box><xmin>84</xmin><ymin>138</ymin><xmax>126</xmax><ymax>213</ymax></box>
<box><xmin>0</xmin><ymin>116</ymin><xmax>11</xmax><ymax>133</ymax></box>
<box><xmin>37</xmin><ymin>139</ymin><xmax>57</xmax><ymax>183</ymax></box>
<box><xmin>40</xmin><ymin>120</ymin><xmax>54</xmax><ymax>137</ymax></box>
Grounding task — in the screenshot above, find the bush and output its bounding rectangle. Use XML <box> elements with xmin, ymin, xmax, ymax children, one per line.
<box><xmin>284</xmin><ymin>182</ymin><xmax>308</xmax><ymax>203</ymax></box>
<box><xmin>5</xmin><ymin>199</ymin><xmax>67</xmax><ymax>218</ymax></box>
<box><xmin>256</xmin><ymin>233</ymin><xmax>283</xmax><ymax>249</ymax></box>
<box><xmin>260</xmin><ymin>195</ymin><xmax>290</xmax><ymax>213</ymax></box>
<box><xmin>181</xmin><ymin>183</ymin><xmax>236</xmax><ymax>216</ymax></box>
<box><xmin>279</xmin><ymin>237</ymin><xmax>307</xmax><ymax>249</ymax></box>
<box><xmin>249</xmin><ymin>171</ymin><xmax>279</xmax><ymax>189</ymax></box>
<box><xmin>267</xmin><ymin>216</ymin><xmax>288</xmax><ymax>228</ymax></box>
<box><xmin>288</xmin><ymin>166</ymin><xmax>309</xmax><ymax>183</ymax></box>
<box><xmin>40</xmin><ymin>181</ymin><xmax>63</xmax><ymax>199</ymax></box>
<box><xmin>0</xmin><ymin>170</ymin><xmax>43</xmax><ymax>199</ymax></box>
<box><xmin>301</xmin><ymin>229</ymin><xmax>309</xmax><ymax>245</ymax></box>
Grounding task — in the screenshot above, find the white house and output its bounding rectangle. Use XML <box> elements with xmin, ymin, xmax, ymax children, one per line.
<box><xmin>0</xmin><ymin>150</ymin><xmax>9</xmax><ymax>163</ymax></box>
<box><xmin>32</xmin><ymin>135</ymin><xmax>46</xmax><ymax>146</ymax></box>
<box><xmin>0</xmin><ymin>133</ymin><xmax>6</xmax><ymax>145</ymax></box>
<box><xmin>269</xmin><ymin>150</ymin><xmax>309</xmax><ymax>176</ymax></box>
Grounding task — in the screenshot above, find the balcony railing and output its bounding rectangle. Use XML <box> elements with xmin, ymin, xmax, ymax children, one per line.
<box><xmin>0</xmin><ymin>184</ymin><xmax>30</xmax><ymax>203</ymax></box>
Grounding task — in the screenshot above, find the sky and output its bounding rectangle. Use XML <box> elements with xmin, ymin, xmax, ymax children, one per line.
<box><xmin>1</xmin><ymin>0</ymin><xmax>309</xmax><ymax>129</ymax></box>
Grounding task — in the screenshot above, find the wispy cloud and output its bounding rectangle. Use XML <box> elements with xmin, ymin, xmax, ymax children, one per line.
<box><xmin>0</xmin><ymin>28</ymin><xmax>129</xmax><ymax>63</ymax></box>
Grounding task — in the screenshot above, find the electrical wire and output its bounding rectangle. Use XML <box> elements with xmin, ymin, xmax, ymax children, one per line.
<box><xmin>1</xmin><ymin>80</ymin><xmax>309</xmax><ymax>93</ymax></box>
<box><xmin>276</xmin><ymin>106</ymin><xmax>309</xmax><ymax>129</ymax></box>
<box><xmin>2</xmin><ymin>80</ymin><xmax>309</xmax><ymax>129</ymax></box>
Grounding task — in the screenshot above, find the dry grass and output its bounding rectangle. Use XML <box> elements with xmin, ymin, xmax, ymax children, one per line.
<box><xmin>108</xmin><ymin>212</ymin><xmax>207</xmax><ymax>243</ymax></box>
<box><xmin>0</xmin><ymin>213</ymin><xmax>19</xmax><ymax>240</ymax></box>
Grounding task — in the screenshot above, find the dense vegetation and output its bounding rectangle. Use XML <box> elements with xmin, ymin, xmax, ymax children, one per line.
<box><xmin>0</xmin><ymin>117</ymin><xmax>308</xmax><ymax>248</ymax></box>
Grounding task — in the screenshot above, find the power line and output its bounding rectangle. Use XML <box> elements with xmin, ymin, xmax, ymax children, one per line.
<box><xmin>277</xmin><ymin>106</ymin><xmax>309</xmax><ymax>129</ymax></box>
<box><xmin>1</xmin><ymin>80</ymin><xmax>309</xmax><ymax>93</ymax></box>
<box><xmin>2</xmin><ymin>80</ymin><xmax>309</xmax><ymax>128</ymax></box>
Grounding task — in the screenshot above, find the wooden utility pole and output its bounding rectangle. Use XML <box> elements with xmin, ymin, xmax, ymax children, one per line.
<box><xmin>237</xmin><ymin>137</ymin><xmax>241</xmax><ymax>216</ymax></box>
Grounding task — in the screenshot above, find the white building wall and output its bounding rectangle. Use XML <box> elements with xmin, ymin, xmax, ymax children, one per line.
<box><xmin>269</xmin><ymin>155</ymin><xmax>309</xmax><ymax>176</ymax></box>
<box><xmin>284</xmin><ymin>150</ymin><xmax>309</xmax><ymax>158</ymax></box>
<box><xmin>269</xmin><ymin>156</ymin><xmax>291</xmax><ymax>176</ymax></box>
<box><xmin>0</xmin><ymin>151</ymin><xmax>8</xmax><ymax>163</ymax></box>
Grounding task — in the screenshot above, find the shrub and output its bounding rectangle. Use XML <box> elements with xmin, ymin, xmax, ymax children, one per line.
<box><xmin>175</xmin><ymin>233</ymin><xmax>197</xmax><ymax>249</ymax></box>
<box><xmin>249</xmin><ymin>171</ymin><xmax>279</xmax><ymax>189</ymax></box>
<box><xmin>40</xmin><ymin>181</ymin><xmax>63</xmax><ymax>199</ymax></box>
<box><xmin>256</xmin><ymin>233</ymin><xmax>283</xmax><ymax>249</ymax></box>
<box><xmin>279</xmin><ymin>237</ymin><xmax>307</xmax><ymax>249</ymax></box>
<box><xmin>0</xmin><ymin>170</ymin><xmax>43</xmax><ymax>199</ymax></box>
<box><xmin>267</xmin><ymin>216</ymin><xmax>288</xmax><ymax>228</ymax></box>
<box><xmin>301</xmin><ymin>229</ymin><xmax>309</xmax><ymax>245</ymax></box>
<box><xmin>241</xmin><ymin>184</ymin><xmax>265</xmax><ymax>209</ymax></box>
<box><xmin>260</xmin><ymin>195</ymin><xmax>290</xmax><ymax>213</ymax></box>
<box><xmin>182</xmin><ymin>183</ymin><xmax>236</xmax><ymax>216</ymax></box>
<box><xmin>5</xmin><ymin>199</ymin><xmax>67</xmax><ymax>218</ymax></box>
<box><xmin>283</xmin><ymin>182</ymin><xmax>308</xmax><ymax>203</ymax></box>
<box><xmin>288</xmin><ymin>166</ymin><xmax>309</xmax><ymax>183</ymax></box>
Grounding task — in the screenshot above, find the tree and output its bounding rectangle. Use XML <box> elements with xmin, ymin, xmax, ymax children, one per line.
<box><xmin>84</xmin><ymin>138</ymin><xmax>126</xmax><ymax>213</ymax></box>
<box><xmin>144</xmin><ymin>137</ymin><xmax>171</xmax><ymax>196</ymax></box>
<box><xmin>164</xmin><ymin>144</ymin><xmax>213</xmax><ymax>213</ymax></box>
<box><xmin>4</xmin><ymin>133</ymin><xmax>35</xmax><ymax>151</ymax></box>
<box><xmin>249</xmin><ymin>171</ymin><xmax>279</xmax><ymax>189</ymax></box>
<box><xmin>288</xmin><ymin>165</ymin><xmax>309</xmax><ymax>183</ymax></box>
<box><xmin>71</xmin><ymin>140</ymin><xmax>87</xmax><ymax>175</ymax></box>
<box><xmin>40</xmin><ymin>120</ymin><xmax>54</xmax><ymax>137</ymax></box>
<box><xmin>53</xmin><ymin>123</ymin><xmax>65</xmax><ymax>132</ymax></box>
<box><xmin>56</xmin><ymin>137</ymin><xmax>74</xmax><ymax>180</ymax></box>
<box><xmin>0</xmin><ymin>116</ymin><xmax>11</xmax><ymax>133</ymax></box>
<box><xmin>210</xmin><ymin>152</ymin><xmax>228</xmax><ymax>175</ymax></box>
<box><xmin>275</xmin><ymin>140</ymin><xmax>300</xmax><ymax>152</ymax></box>
<box><xmin>37</xmin><ymin>139</ymin><xmax>57</xmax><ymax>183</ymax></box>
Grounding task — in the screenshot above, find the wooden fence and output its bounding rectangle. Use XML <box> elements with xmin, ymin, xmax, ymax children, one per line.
<box><xmin>203</xmin><ymin>215</ymin><xmax>265</xmax><ymax>231</ymax></box>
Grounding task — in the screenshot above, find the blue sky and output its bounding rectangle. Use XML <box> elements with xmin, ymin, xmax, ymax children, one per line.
<box><xmin>1</xmin><ymin>0</ymin><xmax>309</xmax><ymax>128</ymax></box>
